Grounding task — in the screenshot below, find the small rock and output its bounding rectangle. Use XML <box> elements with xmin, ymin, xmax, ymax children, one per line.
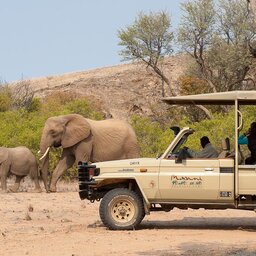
<box><xmin>25</xmin><ymin>212</ymin><xmax>32</xmax><ymax>221</ymax></box>
<box><xmin>87</xmin><ymin>220</ymin><xmax>102</xmax><ymax>228</ymax></box>
<box><xmin>81</xmin><ymin>202</ymin><xmax>87</xmax><ymax>209</ymax></box>
<box><xmin>61</xmin><ymin>218</ymin><xmax>72</xmax><ymax>223</ymax></box>
<box><xmin>28</xmin><ymin>205</ymin><xmax>34</xmax><ymax>212</ymax></box>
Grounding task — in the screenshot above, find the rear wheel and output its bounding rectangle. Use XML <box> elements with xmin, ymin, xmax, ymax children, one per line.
<box><xmin>99</xmin><ymin>188</ymin><xmax>145</xmax><ymax>230</ymax></box>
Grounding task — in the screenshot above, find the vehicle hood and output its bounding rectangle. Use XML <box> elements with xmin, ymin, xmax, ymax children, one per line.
<box><xmin>91</xmin><ymin>158</ymin><xmax>160</xmax><ymax>169</ymax></box>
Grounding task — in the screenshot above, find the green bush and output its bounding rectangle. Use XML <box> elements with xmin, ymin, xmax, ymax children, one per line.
<box><xmin>131</xmin><ymin>115</ymin><xmax>172</xmax><ymax>157</ymax></box>
<box><xmin>131</xmin><ymin>106</ymin><xmax>254</xmax><ymax>158</ymax></box>
<box><xmin>1</xmin><ymin>90</ymin><xmax>255</xmax><ymax>181</ymax></box>
<box><xmin>0</xmin><ymin>94</ymin><xmax>104</xmax><ymax>181</ymax></box>
<box><xmin>0</xmin><ymin>87</ymin><xmax>12</xmax><ymax>112</ymax></box>
<box><xmin>27</xmin><ymin>98</ymin><xmax>42</xmax><ymax>112</ymax></box>
<box><xmin>64</xmin><ymin>99</ymin><xmax>104</xmax><ymax>120</ymax></box>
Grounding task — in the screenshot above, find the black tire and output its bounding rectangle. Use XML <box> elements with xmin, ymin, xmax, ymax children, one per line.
<box><xmin>99</xmin><ymin>188</ymin><xmax>145</xmax><ymax>230</ymax></box>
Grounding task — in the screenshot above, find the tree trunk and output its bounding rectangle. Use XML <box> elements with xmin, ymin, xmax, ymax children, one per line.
<box><xmin>196</xmin><ymin>105</ymin><xmax>213</xmax><ymax>119</ymax></box>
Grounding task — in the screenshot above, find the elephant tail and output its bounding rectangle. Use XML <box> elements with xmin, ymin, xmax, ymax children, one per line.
<box><xmin>29</xmin><ymin>161</ymin><xmax>40</xmax><ymax>180</ymax></box>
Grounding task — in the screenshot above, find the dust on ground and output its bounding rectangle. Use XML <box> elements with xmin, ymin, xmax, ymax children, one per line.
<box><xmin>0</xmin><ymin>181</ymin><xmax>256</xmax><ymax>256</ymax></box>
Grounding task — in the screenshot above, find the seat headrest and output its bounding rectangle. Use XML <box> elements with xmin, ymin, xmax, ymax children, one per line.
<box><xmin>221</xmin><ymin>137</ymin><xmax>230</xmax><ymax>151</ymax></box>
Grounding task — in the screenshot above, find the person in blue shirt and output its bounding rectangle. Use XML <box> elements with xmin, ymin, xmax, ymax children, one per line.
<box><xmin>238</xmin><ymin>134</ymin><xmax>248</xmax><ymax>145</ymax></box>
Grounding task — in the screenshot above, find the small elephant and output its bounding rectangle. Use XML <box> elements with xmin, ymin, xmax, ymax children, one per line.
<box><xmin>0</xmin><ymin>146</ymin><xmax>42</xmax><ymax>193</ymax></box>
<box><xmin>39</xmin><ymin>114</ymin><xmax>140</xmax><ymax>192</ymax></box>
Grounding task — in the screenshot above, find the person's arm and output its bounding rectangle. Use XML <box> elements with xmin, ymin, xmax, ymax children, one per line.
<box><xmin>187</xmin><ymin>145</ymin><xmax>214</xmax><ymax>158</ymax></box>
<box><xmin>187</xmin><ymin>148</ymin><xmax>199</xmax><ymax>158</ymax></box>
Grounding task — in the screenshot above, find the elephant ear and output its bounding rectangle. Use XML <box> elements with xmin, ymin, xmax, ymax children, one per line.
<box><xmin>0</xmin><ymin>147</ymin><xmax>8</xmax><ymax>164</ymax></box>
<box><xmin>61</xmin><ymin>114</ymin><xmax>91</xmax><ymax>148</ymax></box>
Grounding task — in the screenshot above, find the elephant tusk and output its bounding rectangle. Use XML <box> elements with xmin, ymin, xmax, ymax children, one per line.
<box><xmin>39</xmin><ymin>147</ymin><xmax>50</xmax><ymax>160</ymax></box>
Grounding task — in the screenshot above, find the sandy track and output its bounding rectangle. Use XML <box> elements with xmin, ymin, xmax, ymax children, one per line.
<box><xmin>1</xmin><ymin>186</ymin><xmax>256</xmax><ymax>256</ymax></box>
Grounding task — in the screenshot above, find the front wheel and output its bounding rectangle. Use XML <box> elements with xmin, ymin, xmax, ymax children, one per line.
<box><xmin>99</xmin><ymin>188</ymin><xmax>145</xmax><ymax>230</ymax></box>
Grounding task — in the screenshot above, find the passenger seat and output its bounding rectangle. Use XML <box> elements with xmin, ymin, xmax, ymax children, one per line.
<box><xmin>218</xmin><ymin>138</ymin><xmax>230</xmax><ymax>158</ymax></box>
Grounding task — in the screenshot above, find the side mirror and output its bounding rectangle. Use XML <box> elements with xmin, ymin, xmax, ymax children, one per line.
<box><xmin>175</xmin><ymin>148</ymin><xmax>190</xmax><ymax>163</ymax></box>
<box><xmin>175</xmin><ymin>156</ymin><xmax>183</xmax><ymax>163</ymax></box>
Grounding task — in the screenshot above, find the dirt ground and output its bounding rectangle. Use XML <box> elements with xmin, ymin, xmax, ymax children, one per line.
<box><xmin>1</xmin><ymin>181</ymin><xmax>256</xmax><ymax>256</ymax></box>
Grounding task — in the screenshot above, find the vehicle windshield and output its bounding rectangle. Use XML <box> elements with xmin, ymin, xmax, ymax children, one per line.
<box><xmin>171</xmin><ymin>133</ymin><xmax>191</xmax><ymax>154</ymax></box>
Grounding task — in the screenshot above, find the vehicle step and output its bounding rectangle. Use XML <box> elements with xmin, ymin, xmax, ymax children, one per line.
<box><xmin>238</xmin><ymin>203</ymin><xmax>256</xmax><ymax>207</ymax></box>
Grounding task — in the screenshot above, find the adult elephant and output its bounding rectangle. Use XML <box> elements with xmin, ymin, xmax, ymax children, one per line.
<box><xmin>0</xmin><ymin>146</ymin><xmax>42</xmax><ymax>193</ymax></box>
<box><xmin>39</xmin><ymin>114</ymin><xmax>140</xmax><ymax>192</ymax></box>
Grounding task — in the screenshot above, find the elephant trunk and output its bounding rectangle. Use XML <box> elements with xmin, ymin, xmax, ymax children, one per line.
<box><xmin>40</xmin><ymin>149</ymin><xmax>50</xmax><ymax>192</ymax></box>
<box><xmin>39</xmin><ymin>130</ymin><xmax>52</xmax><ymax>192</ymax></box>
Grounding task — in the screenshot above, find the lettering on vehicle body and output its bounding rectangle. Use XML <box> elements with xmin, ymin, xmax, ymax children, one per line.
<box><xmin>118</xmin><ymin>169</ymin><xmax>134</xmax><ymax>172</ymax></box>
<box><xmin>130</xmin><ymin>161</ymin><xmax>140</xmax><ymax>165</ymax></box>
<box><xmin>171</xmin><ymin>175</ymin><xmax>203</xmax><ymax>187</ymax></box>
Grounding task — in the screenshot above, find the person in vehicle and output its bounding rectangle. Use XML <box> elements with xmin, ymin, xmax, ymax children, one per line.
<box><xmin>185</xmin><ymin>136</ymin><xmax>218</xmax><ymax>158</ymax></box>
<box><xmin>240</xmin><ymin>122</ymin><xmax>256</xmax><ymax>164</ymax></box>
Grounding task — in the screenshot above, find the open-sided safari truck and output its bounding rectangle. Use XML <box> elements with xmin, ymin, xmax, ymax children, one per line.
<box><xmin>78</xmin><ymin>91</ymin><xmax>256</xmax><ymax>230</ymax></box>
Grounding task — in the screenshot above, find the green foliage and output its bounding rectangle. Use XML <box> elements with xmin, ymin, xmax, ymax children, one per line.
<box><xmin>185</xmin><ymin>111</ymin><xmax>235</xmax><ymax>152</ymax></box>
<box><xmin>179</xmin><ymin>75</ymin><xmax>209</xmax><ymax>95</ymax></box>
<box><xmin>131</xmin><ymin>106</ymin><xmax>256</xmax><ymax>159</ymax></box>
<box><xmin>131</xmin><ymin>115</ymin><xmax>173</xmax><ymax>157</ymax></box>
<box><xmin>178</xmin><ymin>0</ymin><xmax>256</xmax><ymax>92</ymax></box>
<box><xmin>118</xmin><ymin>11</ymin><xmax>173</xmax><ymax>62</ymax></box>
<box><xmin>64</xmin><ymin>99</ymin><xmax>104</xmax><ymax>120</ymax></box>
<box><xmin>27</xmin><ymin>98</ymin><xmax>42</xmax><ymax>112</ymax></box>
<box><xmin>1</xmin><ymin>90</ymin><xmax>256</xmax><ymax>181</ymax></box>
<box><xmin>118</xmin><ymin>10</ymin><xmax>174</xmax><ymax>96</ymax></box>
<box><xmin>0</xmin><ymin>87</ymin><xmax>12</xmax><ymax>112</ymax></box>
<box><xmin>0</xmin><ymin>93</ymin><xmax>104</xmax><ymax>180</ymax></box>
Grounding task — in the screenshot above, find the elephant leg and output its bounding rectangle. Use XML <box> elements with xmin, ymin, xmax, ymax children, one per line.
<box><xmin>31</xmin><ymin>172</ymin><xmax>42</xmax><ymax>193</ymax></box>
<box><xmin>40</xmin><ymin>155</ymin><xmax>50</xmax><ymax>192</ymax></box>
<box><xmin>0</xmin><ymin>175</ymin><xmax>7</xmax><ymax>192</ymax></box>
<box><xmin>0</xmin><ymin>162</ymin><xmax>10</xmax><ymax>192</ymax></box>
<box><xmin>49</xmin><ymin>153</ymin><xmax>75</xmax><ymax>192</ymax></box>
<box><xmin>8</xmin><ymin>176</ymin><xmax>23</xmax><ymax>193</ymax></box>
<box><xmin>41</xmin><ymin>167</ymin><xmax>48</xmax><ymax>192</ymax></box>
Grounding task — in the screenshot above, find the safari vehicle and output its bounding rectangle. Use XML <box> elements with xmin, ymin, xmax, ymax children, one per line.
<box><xmin>78</xmin><ymin>91</ymin><xmax>256</xmax><ymax>230</ymax></box>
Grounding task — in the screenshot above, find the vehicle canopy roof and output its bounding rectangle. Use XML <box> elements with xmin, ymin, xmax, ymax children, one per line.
<box><xmin>163</xmin><ymin>90</ymin><xmax>256</xmax><ymax>105</ymax></box>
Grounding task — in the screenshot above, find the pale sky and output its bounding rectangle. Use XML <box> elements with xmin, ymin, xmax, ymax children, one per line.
<box><xmin>0</xmin><ymin>1</ymin><xmax>183</xmax><ymax>82</ymax></box>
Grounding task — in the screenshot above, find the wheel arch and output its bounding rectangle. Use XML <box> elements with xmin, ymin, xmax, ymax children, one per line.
<box><xmin>97</xmin><ymin>178</ymin><xmax>150</xmax><ymax>213</ymax></box>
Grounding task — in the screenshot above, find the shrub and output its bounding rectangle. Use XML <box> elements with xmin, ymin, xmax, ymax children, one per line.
<box><xmin>131</xmin><ymin>115</ymin><xmax>172</xmax><ymax>157</ymax></box>
<box><xmin>0</xmin><ymin>89</ymin><xmax>12</xmax><ymax>112</ymax></box>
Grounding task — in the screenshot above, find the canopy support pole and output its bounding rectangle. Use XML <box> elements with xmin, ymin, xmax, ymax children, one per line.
<box><xmin>235</xmin><ymin>100</ymin><xmax>239</xmax><ymax>198</ymax></box>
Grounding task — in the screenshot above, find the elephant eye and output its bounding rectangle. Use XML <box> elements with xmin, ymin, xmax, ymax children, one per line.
<box><xmin>50</xmin><ymin>130</ymin><xmax>57</xmax><ymax>137</ymax></box>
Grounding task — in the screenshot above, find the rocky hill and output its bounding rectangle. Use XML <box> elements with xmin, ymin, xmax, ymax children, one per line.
<box><xmin>13</xmin><ymin>54</ymin><xmax>190</xmax><ymax>120</ymax></box>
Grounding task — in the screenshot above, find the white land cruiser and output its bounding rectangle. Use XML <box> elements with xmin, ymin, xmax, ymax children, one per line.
<box><xmin>78</xmin><ymin>91</ymin><xmax>256</xmax><ymax>230</ymax></box>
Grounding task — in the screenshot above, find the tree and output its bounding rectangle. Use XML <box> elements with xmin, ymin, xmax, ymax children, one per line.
<box><xmin>178</xmin><ymin>0</ymin><xmax>256</xmax><ymax>93</ymax></box>
<box><xmin>12</xmin><ymin>80</ymin><xmax>35</xmax><ymax>110</ymax></box>
<box><xmin>118</xmin><ymin>11</ymin><xmax>174</xmax><ymax>97</ymax></box>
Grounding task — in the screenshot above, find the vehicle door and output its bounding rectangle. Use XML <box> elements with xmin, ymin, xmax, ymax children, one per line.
<box><xmin>159</xmin><ymin>158</ymin><xmax>220</xmax><ymax>201</ymax></box>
